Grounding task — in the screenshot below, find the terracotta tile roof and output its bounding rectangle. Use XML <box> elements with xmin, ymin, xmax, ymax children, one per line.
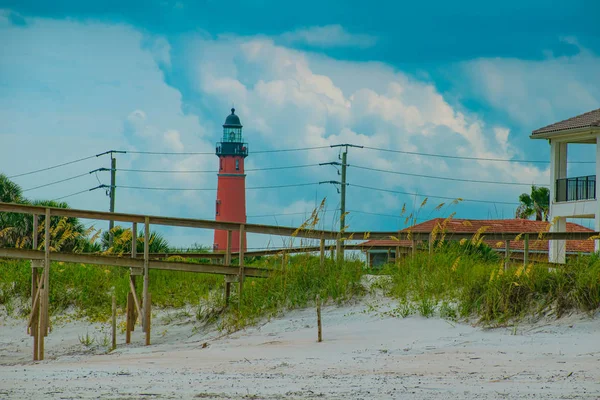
<box><xmin>360</xmin><ymin>218</ymin><xmax>595</xmax><ymax>254</ymax></box>
<box><xmin>532</xmin><ymin>108</ymin><xmax>600</xmax><ymax>135</ymax></box>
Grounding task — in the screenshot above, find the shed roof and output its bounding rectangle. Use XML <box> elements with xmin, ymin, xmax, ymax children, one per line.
<box><xmin>532</xmin><ymin>108</ymin><xmax>600</xmax><ymax>135</ymax></box>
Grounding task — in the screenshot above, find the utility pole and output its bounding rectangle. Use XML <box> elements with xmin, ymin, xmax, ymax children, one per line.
<box><xmin>329</xmin><ymin>144</ymin><xmax>363</xmax><ymax>233</ymax></box>
<box><xmin>96</xmin><ymin>150</ymin><xmax>126</xmax><ymax>247</ymax></box>
<box><xmin>340</xmin><ymin>149</ymin><xmax>347</xmax><ymax>233</ymax></box>
<box><xmin>321</xmin><ymin>144</ymin><xmax>363</xmax><ymax>261</ymax></box>
<box><xmin>109</xmin><ymin>155</ymin><xmax>116</xmax><ymax>247</ymax></box>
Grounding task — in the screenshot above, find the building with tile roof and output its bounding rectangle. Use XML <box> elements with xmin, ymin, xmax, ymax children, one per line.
<box><xmin>530</xmin><ymin>108</ymin><xmax>600</xmax><ymax>263</ymax></box>
<box><xmin>360</xmin><ymin>218</ymin><xmax>594</xmax><ymax>268</ymax></box>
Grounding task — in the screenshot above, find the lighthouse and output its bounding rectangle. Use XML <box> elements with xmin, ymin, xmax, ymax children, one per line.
<box><xmin>213</xmin><ymin>108</ymin><xmax>248</xmax><ymax>252</ymax></box>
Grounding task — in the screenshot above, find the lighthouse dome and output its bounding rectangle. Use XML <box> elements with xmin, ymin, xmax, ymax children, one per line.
<box><xmin>223</xmin><ymin>108</ymin><xmax>243</xmax><ymax>128</ymax></box>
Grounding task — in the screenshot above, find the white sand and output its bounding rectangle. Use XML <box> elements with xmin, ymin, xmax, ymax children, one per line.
<box><xmin>1</xmin><ymin>293</ymin><xmax>599</xmax><ymax>399</ymax></box>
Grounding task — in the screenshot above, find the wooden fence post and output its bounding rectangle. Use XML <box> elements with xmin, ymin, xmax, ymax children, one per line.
<box><xmin>319</xmin><ymin>237</ymin><xmax>325</xmax><ymax>270</ymax></box>
<box><xmin>238</xmin><ymin>224</ymin><xmax>245</xmax><ymax>308</ymax></box>
<box><xmin>316</xmin><ymin>294</ymin><xmax>322</xmax><ymax>343</ymax></box>
<box><xmin>504</xmin><ymin>240</ymin><xmax>510</xmax><ymax>270</ymax></box>
<box><xmin>225</xmin><ymin>230</ymin><xmax>232</xmax><ymax>306</ymax></box>
<box><xmin>31</xmin><ymin>214</ymin><xmax>39</xmax><ymax>361</ymax></box>
<box><xmin>145</xmin><ymin>293</ymin><xmax>151</xmax><ymax>346</ymax></box>
<box><xmin>142</xmin><ymin>217</ymin><xmax>149</xmax><ymax>333</ymax></box>
<box><xmin>523</xmin><ymin>234</ymin><xmax>529</xmax><ymax>266</ymax></box>
<box><xmin>39</xmin><ymin>208</ymin><xmax>51</xmax><ymax>361</ymax></box>
<box><xmin>336</xmin><ymin>233</ymin><xmax>342</xmax><ymax>264</ymax></box>
<box><xmin>111</xmin><ymin>295</ymin><xmax>116</xmax><ymax>350</ymax></box>
<box><xmin>428</xmin><ymin>233</ymin><xmax>434</xmax><ymax>255</ymax></box>
<box><xmin>126</xmin><ymin>222</ymin><xmax>137</xmax><ymax>343</ymax></box>
<box><xmin>126</xmin><ymin>291</ymin><xmax>134</xmax><ymax>344</ymax></box>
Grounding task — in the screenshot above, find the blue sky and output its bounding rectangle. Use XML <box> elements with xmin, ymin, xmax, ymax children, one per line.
<box><xmin>1</xmin><ymin>1</ymin><xmax>599</xmax><ymax>249</ymax></box>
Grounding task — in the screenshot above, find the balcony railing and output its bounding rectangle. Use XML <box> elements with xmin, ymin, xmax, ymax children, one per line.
<box><xmin>556</xmin><ymin>175</ymin><xmax>596</xmax><ymax>202</ymax></box>
<box><xmin>216</xmin><ymin>142</ymin><xmax>248</xmax><ymax>157</ymax></box>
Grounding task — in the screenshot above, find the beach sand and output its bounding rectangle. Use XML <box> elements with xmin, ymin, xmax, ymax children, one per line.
<box><xmin>1</xmin><ymin>293</ymin><xmax>599</xmax><ymax>399</ymax></box>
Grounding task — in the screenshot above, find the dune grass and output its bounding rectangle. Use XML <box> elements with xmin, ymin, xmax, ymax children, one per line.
<box><xmin>218</xmin><ymin>254</ymin><xmax>365</xmax><ymax>331</ymax></box>
<box><xmin>1</xmin><ymin>246</ymin><xmax>599</xmax><ymax>330</ymax></box>
<box><xmin>0</xmin><ymin>254</ymin><xmax>365</xmax><ymax>330</ymax></box>
<box><xmin>382</xmin><ymin>246</ymin><xmax>600</xmax><ymax>324</ymax></box>
<box><xmin>0</xmin><ymin>259</ymin><xmax>222</xmax><ymax>321</ymax></box>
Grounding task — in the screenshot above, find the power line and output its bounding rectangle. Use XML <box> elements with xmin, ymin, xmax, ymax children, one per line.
<box><xmin>8</xmin><ymin>154</ymin><xmax>100</xmax><ymax>179</ymax></box>
<box><xmin>350</xmin><ymin>164</ymin><xmax>549</xmax><ymax>187</ymax></box>
<box><xmin>347</xmin><ymin>209</ymin><xmax>435</xmax><ymax>222</ymax></box>
<box><xmin>253</xmin><ymin>146</ymin><xmax>330</xmax><ymax>153</ymax></box>
<box><xmin>22</xmin><ymin>172</ymin><xmax>90</xmax><ymax>192</ymax></box>
<box><xmin>116</xmin><ymin>185</ymin><xmax>215</xmax><ymax>191</ymax></box>
<box><xmin>361</xmin><ymin>146</ymin><xmax>593</xmax><ymax>164</ymax></box>
<box><xmin>124</xmin><ymin>146</ymin><xmax>330</xmax><ymax>156</ymax></box>
<box><xmin>22</xmin><ymin>169</ymin><xmax>106</xmax><ymax>192</ymax></box>
<box><xmin>347</xmin><ymin>209</ymin><xmax>402</xmax><ymax>219</ymax></box>
<box><xmin>51</xmin><ymin>185</ymin><xmax>104</xmax><ymax>201</ymax></box>
<box><xmin>52</xmin><ymin>190</ymin><xmax>91</xmax><ymax>201</ymax></box>
<box><xmin>348</xmin><ymin>183</ymin><xmax>520</xmax><ymax>205</ymax></box>
<box><xmin>246</xmin><ymin>183</ymin><xmax>319</xmax><ymax>190</ymax></box>
<box><xmin>113</xmin><ymin>163</ymin><xmax>321</xmax><ymax>174</ymax></box>
<box><xmin>114</xmin><ymin>182</ymin><xmax>319</xmax><ymax>191</ymax></box>
<box><xmin>126</xmin><ymin>150</ymin><xmax>214</xmax><ymax>155</ymax></box>
<box><xmin>248</xmin><ymin>209</ymin><xmax>338</xmax><ymax>218</ymax></box>
<box><xmin>249</xmin><ymin>164</ymin><xmax>320</xmax><ymax>172</ymax></box>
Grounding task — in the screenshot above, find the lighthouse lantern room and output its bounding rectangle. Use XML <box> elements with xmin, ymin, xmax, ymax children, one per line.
<box><xmin>213</xmin><ymin>108</ymin><xmax>248</xmax><ymax>252</ymax></box>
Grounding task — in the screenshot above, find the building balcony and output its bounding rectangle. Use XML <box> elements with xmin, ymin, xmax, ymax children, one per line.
<box><xmin>556</xmin><ymin>175</ymin><xmax>596</xmax><ymax>202</ymax></box>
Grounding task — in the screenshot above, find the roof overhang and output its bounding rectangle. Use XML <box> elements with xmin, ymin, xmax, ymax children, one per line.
<box><xmin>529</xmin><ymin>126</ymin><xmax>600</xmax><ymax>143</ymax></box>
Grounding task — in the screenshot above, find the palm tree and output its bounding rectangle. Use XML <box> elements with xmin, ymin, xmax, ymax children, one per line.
<box><xmin>0</xmin><ymin>174</ymin><xmax>88</xmax><ymax>250</ymax></box>
<box><xmin>101</xmin><ymin>226</ymin><xmax>171</xmax><ymax>254</ymax></box>
<box><xmin>0</xmin><ymin>173</ymin><xmax>23</xmax><ymax>203</ymax></box>
<box><xmin>0</xmin><ymin>174</ymin><xmax>29</xmax><ymax>247</ymax></box>
<box><xmin>516</xmin><ymin>185</ymin><xmax>550</xmax><ymax>221</ymax></box>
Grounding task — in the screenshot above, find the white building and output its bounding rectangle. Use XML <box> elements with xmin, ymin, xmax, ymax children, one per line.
<box><xmin>531</xmin><ymin>108</ymin><xmax>600</xmax><ymax>263</ymax></box>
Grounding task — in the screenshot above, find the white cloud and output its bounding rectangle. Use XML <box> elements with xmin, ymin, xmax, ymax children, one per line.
<box><xmin>181</xmin><ymin>36</ymin><xmax>551</xmax><ymax>229</ymax></box>
<box><xmin>142</xmin><ymin>35</ymin><xmax>172</xmax><ymax>68</ymax></box>
<box><xmin>279</xmin><ymin>25</ymin><xmax>377</xmax><ymax>48</ymax></box>
<box><xmin>163</xmin><ymin>130</ymin><xmax>184</xmax><ymax>152</ymax></box>
<box><xmin>4</xmin><ymin>15</ymin><xmax>580</xmax><ymax>247</ymax></box>
<box><xmin>459</xmin><ymin>39</ymin><xmax>600</xmax><ymax>128</ymax></box>
<box><xmin>0</xmin><ymin>17</ymin><xmax>215</xmax><ymax>240</ymax></box>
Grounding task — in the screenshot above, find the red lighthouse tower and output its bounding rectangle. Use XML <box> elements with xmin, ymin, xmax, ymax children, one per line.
<box><xmin>214</xmin><ymin>108</ymin><xmax>248</xmax><ymax>252</ymax></box>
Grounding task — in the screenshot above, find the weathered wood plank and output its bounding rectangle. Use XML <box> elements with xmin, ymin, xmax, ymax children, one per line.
<box><xmin>111</xmin><ymin>295</ymin><xmax>116</xmax><ymax>349</ymax></box>
<box><xmin>238</xmin><ymin>224</ymin><xmax>246</xmax><ymax>308</ymax></box>
<box><xmin>145</xmin><ymin>293</ymin><xmax>151</xmax><ymax>346</ymax></box>
<box><xmin>0</xmin><ymin>202</ymin><xmax>340</xmax><ymax>239</ymax></box>
<box><xmin>524</xmin><ymin>234</ymin><xmax>530</xmax><ymax>266</ymax></box>
<box><xmin>142</xmin><ymin>217</ymin><xmax>149</xmax><ymax>333</ymax></box>
<box><xmin>129</xmin><ymin>278</ymin><xmax>142</xmax><ymax>322</ymax></box>
<box><xmin>2</xmin><ymin>201</ymin><xmax>599</xmax><ymax>242</ymax></box>
<box><xmin>319</xmin><ymin>238</ymin><xmax>325</xmax><ymax>270</ymax></box>
<box><xmin>31</xmin><ymin>214</ymin><xmax>39</xmax><ymax>360</ymax></box>
<box><xmin>0</xmin><ymin>248</ymin><xmax>271</xmax><ymax>277</ymax></box>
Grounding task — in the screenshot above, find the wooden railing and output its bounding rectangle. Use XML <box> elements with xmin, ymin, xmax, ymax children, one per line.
<box><xmin>1</xmin><ymin>201</ymin><xmax>599</xmax><ymax>361</ymax></box>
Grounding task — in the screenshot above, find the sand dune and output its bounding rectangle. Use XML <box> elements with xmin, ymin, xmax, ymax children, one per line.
<box><xmin>1</xmin><ymin>295</ymin><xmax>599</xmax><ymax>399</ymax></box>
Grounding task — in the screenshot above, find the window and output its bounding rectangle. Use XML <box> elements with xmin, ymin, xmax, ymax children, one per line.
<box><xmin>219</xmin><ymin>159</ymin><xmax>223</xmax><ymax>170</ymax></box>
<box><xmin>235</xmin><ymin>159</ymin><xmax>240</xmax><ymax>170</ymax></box>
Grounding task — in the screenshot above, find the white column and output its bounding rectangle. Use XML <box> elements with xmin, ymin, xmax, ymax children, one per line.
<box><xmin>549</xmin><ymin>217</ymin><xmax>567</xmax><ymax>264</ymax></box>
<box><xmin>595</xmin><ymin>135</ymin><xmax>600</xmax><ymax>252</ymax></box>
<box><xmin>549</xmin><ymin>140</ymin><xmax>567</xmax><ymax>263</ymax></box>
